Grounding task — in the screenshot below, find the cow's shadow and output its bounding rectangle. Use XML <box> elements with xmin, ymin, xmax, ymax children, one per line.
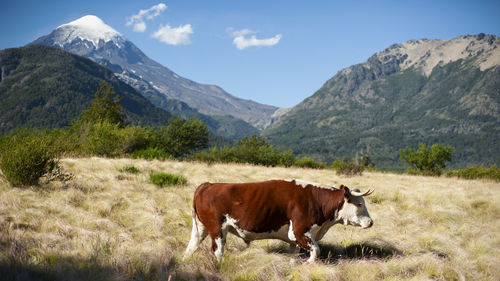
<box><xmin>266</xmin><ymin>238</ymin><xmax>401</xmax><ymax>263</ymax></box>
<box><xmin>317</xmin><ymin>239</ymin><xmax>402</xmax><ymax>263</ymax></box>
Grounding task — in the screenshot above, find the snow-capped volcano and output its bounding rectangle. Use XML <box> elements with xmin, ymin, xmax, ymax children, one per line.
<box><xmin>53</xmin><ymin>15</ymin><xmax>125</xmax><ymax>49</ymax></box>
<box><xmin>32</xmin><ymin>15</ymin><xmax>279</xmax><ymax>130</ymax></box>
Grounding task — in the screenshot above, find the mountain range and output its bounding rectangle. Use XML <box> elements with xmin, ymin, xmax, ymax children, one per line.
<box><xmin>1</xmin><ymin>14</ymin><xmax>498</xmax><ymax>169</ymax></box>
<box><xmin>0</xmin><ymin>45</ymin><xmax>174</xmax><ymax>132</ymax></box>
<box><xmin>32</xmin><ymin>15</ymin><xmax>280</xmax><ymax>135</ymax></box>
<box><xmin>264</xmin><ymin>34</ymin><xmax>500</xmax><ymax>169</ymax></box>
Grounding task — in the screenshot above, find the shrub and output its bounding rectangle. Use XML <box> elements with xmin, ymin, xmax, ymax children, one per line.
<box><xmin>46</xmin><ymin>128</ymin><xmax>80</xmax><ymax>156</ymax></box>
<box><xmin>293</xmin><ymin>157</ymin><xmax>327</xmax><ymax>169</ymax></box>
<box><xmin>446</xmin><ymin>165</ymin><xmax>500</xmax><ymax>181</ymax></box>
<box><xmin>120</xmin><ymin>165</ymin><xmax>140</xmax><ymax>174</ymax></box>
<box><xmin>117</xmin><ymin>126</ymin><xmax>150</xmax><ymax>154</ymax></box>
<box><xmin>84</xmin><ymin>122</ymin><xmax>122</xmax><ymax>157</ymax></box>
<box><xmin>331</xmin><ymin>158</ymin><xmax>364</xmax><ymax>176</ymax></box>
<box><xmin>277</xmin><ymin>150</ymin><xmax>296</xmax><ymax>168</ymax></box>
<box><xmin>132</xmin><ymin>147</ymin><xmax>171</xmax><ymax>160</ymax></box>
<box><xmin>0</xmin><ymin>129</ymin><xmax>58</xmax><ymax>187</ymax></box>
<box><xmin>149</xmin><ymin>117</ymin><xmax>209</xmax><ymax>158</ymax></box>
<box><xmin>399</xmin><ymin>143</ymin><xmax>454</xmax><ymax>176</ymax></box>
<box><xmin>193</xmin><ymin>135</ymin><xmax>296</xmax><ymax>167</ymax></box>
<box><xmin>149</xmin><ymin>172</ymin><xmax>187</xmax><ymax>187</ymax></box>
<box><xmin>356</xmin><ymin>151</ymin><xmax>375</xmax><ymax>169</ymax></box>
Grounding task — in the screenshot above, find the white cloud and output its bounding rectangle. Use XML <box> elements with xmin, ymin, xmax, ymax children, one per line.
<box><xmin>126</xmin><ymin>3</ymin><xmax>167</xmax><ymax>32</ymax></box>
<box><xmin>229</xmin><ymin>28</ymin><xmax>254</xmax><ymax>37</ymax></box>
<box><xmin>230</xmin><ymin>28</ymin><xmax>282</xmax><ymax>50</ymax></box>
<box><xmin>133</xmin><ymin>21</ymin><xmax>146</xmax><ymax>32</ymax></box>
<box><xmin>152</xmin><ymin>24</ymin><xmax>193</xmax><ymax>45</ymax></box>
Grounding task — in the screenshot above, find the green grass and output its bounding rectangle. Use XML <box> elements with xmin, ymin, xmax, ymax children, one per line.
<box><xmin>369</xmin><ymin>194</ymin><xmax>385</xmax><ymax>204</ymax></box>
<box><xmin>149</xmin><ymin>172</ymin><xmax>187</xmax><ymax>187</ymax></box>
<box><xmin>119</xmin><ymin>165</ymin><xmax>140</xmax><ymax>174</ymax></box>
<box><xmin>131</xmin><ymin>147</ymin><xmax>171</xmax><ymax>160</ymax></box>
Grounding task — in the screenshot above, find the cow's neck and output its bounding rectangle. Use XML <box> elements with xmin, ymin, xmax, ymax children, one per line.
<box><xmin>310</xmin><ymin>187</ymin><xmax>345</xmax><ymax>224</ymax></box>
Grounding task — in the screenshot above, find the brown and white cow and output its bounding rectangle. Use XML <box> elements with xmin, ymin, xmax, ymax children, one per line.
<box><xmin>183</xmin><ymin>179</ymin><xmax>373</xmax><ymax>263</ymax></box>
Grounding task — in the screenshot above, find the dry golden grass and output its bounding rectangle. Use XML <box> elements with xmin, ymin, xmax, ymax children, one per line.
<box><xmin>1</xmin><ymin>157</ymin><xmax>499</xmax><ymax>280</ymax></box>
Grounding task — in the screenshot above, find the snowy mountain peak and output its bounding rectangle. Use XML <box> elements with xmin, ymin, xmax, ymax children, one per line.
<box><xmin>54</xmin><ymin>15</ymin><xmax>125</xmax><ymax>49</ymax></box>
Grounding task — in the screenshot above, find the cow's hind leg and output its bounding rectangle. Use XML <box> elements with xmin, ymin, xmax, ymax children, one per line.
<box><xmin>183</xmin><ymin>216</ymin><xmax>208</xmax><ymax>261</ymax></box>
<box><xmin>208</xmin><ymin>221</ymin><xmax>228</xmax><ymax>262</ymax></box>
<box><xmin>211</xmin><ymin>230</ymin><xmax>228</xmax><ymax>262</ymax></box>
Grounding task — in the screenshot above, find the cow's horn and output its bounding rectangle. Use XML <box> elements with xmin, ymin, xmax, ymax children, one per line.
<box><xmin>351</xmin><ymin>189</ymin><xmax>373</xmax><ymax>196</ymax></box>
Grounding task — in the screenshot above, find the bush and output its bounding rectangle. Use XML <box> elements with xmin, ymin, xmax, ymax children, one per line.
<box><xmin>399</xmin><ymin>143</ymin><xmax>454</xmax><ymax>176</ymax></box>
<box><xmin>193</xmin><ymin>135</ymin><xmax>296</xmax><ymax>167</ymax></box>
<box><xmin>132</xmin><ymin>147</ymin><xmax>171</xmax><ymax>160</ymax></box>
<box><xmin>149</xmin><ymin>117</ymin><xmax>209</xmax><ymax>158</ymax></box>
<box><xmin>446</xmin><ymin>165</ymin><xmax>500</xmax><ymax>181</ymax></box>
<box><xmin>0</xmin><ymin>129</ymin><xmax>58</xmax><ymax>187</ymax></box>
<box><xmin>84</xmin><ymin>122</ymin><xmax>123</xmax><ymax>157</ymax></box>
<box><xmin>118</xmin><ymin>126</ymin><xmax>149</xmax><ymax>154</ymax></box>
<box><xmin>149</xmin><ymin>172</ymin><xmax>187</xmax><ymax>187</ymax></box>
<box><xmin>120</xmin><ymin>165</ymin><xmax>140</xmax><ymax>174</ymax></box>
<box><xmin>293</xmin><ymin>157</ymin><xmax>327</xmax><ymax>169</ymax></box>
<box><xmin>277</xmin><ymin>150</ymin><xmax>296</xmax><ymax>167</ymax></box>
<box><xmin>331</xmin><ymin>158</ymin><xmax>364</xmax><ymax>176</ymax></box>
<box><xmin>71</xmin><ymin>122</ymin><xmax>152</xmax><ymax>157</ymax></box>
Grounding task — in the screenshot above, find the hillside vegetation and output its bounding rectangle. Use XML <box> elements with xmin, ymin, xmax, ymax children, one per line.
<box><xmin>1</xmin><ymin>158</ymin><xmax>499</xmax><ymax>280</ymax></box>
<box><xmin>0</xmin><ymin>45</ymin><xmax>175</xmax><ymax>133</ymax></box>
<box><xmin>0</xmin><ymin>45</ymin><xmax>258</xmax><ymax>140</ymax></box>
<box><xmin>264</xmin><ymin>34</ymin><xmax>500</xmax><ymax>170</ymax></box>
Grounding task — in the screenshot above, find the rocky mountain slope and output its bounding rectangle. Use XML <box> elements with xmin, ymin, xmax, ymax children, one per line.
<box><xmin>32</xmin><ymin>15</ymin><xmax>279</xmax><ymax>132</ymax></box>
<box><xmin>264</xmin><ymin>34</ymin><xmax>500</xmax><ymax>169</ymax></box>
<box><xmin>0</xmin><ymin>45</ymin><xmax>175</xmax><ymax>132</ymax></box>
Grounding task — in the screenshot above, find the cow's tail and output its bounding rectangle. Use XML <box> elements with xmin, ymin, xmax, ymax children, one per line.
<box><xmin>191</xmin><ymin>182</ymin><xmax>210</xmax><ymax>227</ymax></box>
<box><xmin>183</xmin><ymin>183</ymin><xmax>210</xmax><ymax>260</ymax></box>
<box><xmin>192</xmin><ymin>203</ymin><xmax>199</xmax><ymax>231</ymax></box>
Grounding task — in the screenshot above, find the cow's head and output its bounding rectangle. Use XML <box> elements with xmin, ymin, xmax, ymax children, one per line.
<box><xmin>338</xmin><ymin>185</ymin><xmax>374</xmax><ymax>229</ymax></box>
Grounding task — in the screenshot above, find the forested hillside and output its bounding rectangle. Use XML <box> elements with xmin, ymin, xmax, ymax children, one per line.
<box><xmin>0</xmin><ymin>45</ymin><xmax>175</xmax><ymax>132</ymax></box>
<box><xmin>264</xmin><ymin>35</ymin><xmax>500</xmax><ymax>170</ymax></box>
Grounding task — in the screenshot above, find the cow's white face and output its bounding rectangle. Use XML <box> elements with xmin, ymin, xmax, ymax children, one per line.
<box><xmin>338</xmin><ymin>188</ymin><xmax>373</xmax><ymax>229</ymax></box>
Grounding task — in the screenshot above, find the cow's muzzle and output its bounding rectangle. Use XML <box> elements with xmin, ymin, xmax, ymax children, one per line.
<box><xmin>362</xmin><ymin>220</ymin><xmax>374</xmax><ymax>229</ymax></box>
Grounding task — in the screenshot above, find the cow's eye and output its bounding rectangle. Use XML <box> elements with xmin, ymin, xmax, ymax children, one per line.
<box><xmin>356</xmin><ymin>203</ymin><xmax>363</xmax><ymax>207</ymax></box>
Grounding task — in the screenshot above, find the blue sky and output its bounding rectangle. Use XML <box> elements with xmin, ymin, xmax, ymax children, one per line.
<box><xmin>1</xmin><ymin>0</ymin><xmax>499</xmax><ymax>108</ymax></box>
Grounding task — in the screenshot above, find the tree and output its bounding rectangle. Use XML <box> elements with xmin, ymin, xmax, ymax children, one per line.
<box><xmin>152</xmin><ymin>117</ymin><xmax>209</xmax><ymax>157</ymax></box>
<box><xmin>356</xmin><ymin>151</ymin><xmax>374</xmax><ymax>168</ymax></box>
<box><xmin>234</xmin><ymin>135</ymin><xmax>295</xmax><ymax>167</ymax></box>
<box><xmin>80</xmin><ymin>82</ymin><xmax>126</xmax><ymax>126</ymax></box>
<box><xmin>399</xmin><ymin>143</ymin><xmax>454</xmax><ymax>176</ymax></box>
<box><xmin>237</xmin><ymin>135</ymin><xmax>268</xmax><ymax>148</ymax></box>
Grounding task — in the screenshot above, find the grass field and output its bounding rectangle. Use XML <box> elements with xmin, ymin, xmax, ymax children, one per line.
<box><xmin>1</xmin><ymin>157</ymin><xmax>499</xmax><ymax>280</ymax></box>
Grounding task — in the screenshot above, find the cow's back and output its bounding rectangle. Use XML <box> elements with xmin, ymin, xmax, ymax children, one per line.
<box><xmin>193</xmin><ymin>180</ymin><xmax>304</xmax><ymax>233</ymax></box>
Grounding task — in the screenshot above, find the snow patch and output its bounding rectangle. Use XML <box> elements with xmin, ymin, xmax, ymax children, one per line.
<box><xmin>54</xmin><ymin>15</ymin><xmax>125</xmax><ymax>49</ymax></box>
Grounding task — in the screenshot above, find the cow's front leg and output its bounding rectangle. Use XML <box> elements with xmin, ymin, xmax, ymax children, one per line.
<box><xmin>294</xmin><ymin>230</ymin><xmax>320</xmax><ymax>263</ymax></box>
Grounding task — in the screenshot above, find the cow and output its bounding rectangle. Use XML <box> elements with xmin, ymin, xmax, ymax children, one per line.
<box><xmin>182</xmin><ymin>179</ymin><xmax>374</xmax><ymax>263</ymax></box>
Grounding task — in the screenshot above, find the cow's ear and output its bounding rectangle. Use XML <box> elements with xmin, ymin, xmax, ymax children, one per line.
<box><xmin>340</xmin><ymin>184</ymin><xmax>351</xmax><ymax>201</ymax></box>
